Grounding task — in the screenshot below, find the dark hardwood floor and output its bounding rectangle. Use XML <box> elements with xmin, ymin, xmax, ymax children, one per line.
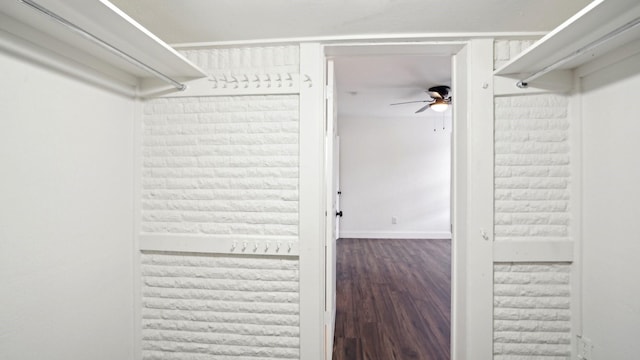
<box><xmin>332</xmin><ymin>238</ymin><xmax>451</xmax><ymax>360</ymax></box>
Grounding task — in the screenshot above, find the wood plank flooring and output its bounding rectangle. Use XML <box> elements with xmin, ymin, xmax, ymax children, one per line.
<box><xmin>332</xmin><ymin>238</ymin><xmax>451</xmax><ymax>360</ymax></box>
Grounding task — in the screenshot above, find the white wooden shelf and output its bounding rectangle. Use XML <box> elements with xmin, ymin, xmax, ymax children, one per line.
<box><xmin>494</xmin><ymin>0</ymin><xmax>640</xmax><ymax>88</ymax></box>
<box><xmin>0</xmin><ymin>0</ymin><xmax>206</xmax><ymax>93</ymax></box>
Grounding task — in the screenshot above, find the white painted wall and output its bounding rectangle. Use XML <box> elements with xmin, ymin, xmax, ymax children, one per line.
<box><xmin>338</xmin><ymin>114</ymin><xmax>451</xmax><ymax>239</ymax></box>
<box><xmin>580</xmin><ymin>51</ymin><xmax>640</xmax><ymax>359</ymax></box>
<box><xmin>0</xmin><ymin>50</ymin><xmax>135</xmax><ymax>359</ymax></box>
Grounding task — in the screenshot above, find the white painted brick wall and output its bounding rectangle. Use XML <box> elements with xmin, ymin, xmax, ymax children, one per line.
<box><xmin>494</xmin><ymin>40</ymin><xmax>573</xmax><ymax>360</ymax></box>
<box><xmin>181</xmin><ymin>46</ymin><xmax>299</xmax><ymax>78</ymax></box>
<box><xmin>142</xmin><ymin>95</ymin><xmax>299</xmax><ymax>235</ymax></box>
<box><xmin>141</xmin><ymin>252</ymin><xmax>300</xmax><ymax>359</ymax></box>
<box><xmin>142</xmin><ymin>46</ymin><xmax>300</xmax><ymax>237</ymax></box>
<box><xmin>140</xmin><ymin>46</ymin><xmax>301</xmax><ymax>360</ymax></box>
<box><xmin>495</xmin><ymin>94</ymin><xmax>571</xmax><ymax>241</ymax></box>
<box><xmin>494</xmin><ymin>40</ymin><xmax>537</xmax><ymax>70</ymax></box>
<box><xmin>494</xmin><ymin>263</ymin><xmax>572</xmax><ymax>360</ymax></box>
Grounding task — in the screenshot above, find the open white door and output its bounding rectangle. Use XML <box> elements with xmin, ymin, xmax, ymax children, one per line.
<box><xmin>334</xmin><ymin>136</ymin><xmax>340</xmax><ymax>240</ymax></box>
<box><xmin>324</xmin><ymin>58</ymin><xmax>338</xmax><ymax>360</ymax></box>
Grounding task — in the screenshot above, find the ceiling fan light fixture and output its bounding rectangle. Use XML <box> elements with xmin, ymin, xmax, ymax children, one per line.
<box><xmin>430</xmin><ymin>98</ymin><xmax>449</xmax><ymax>112</ymax></box>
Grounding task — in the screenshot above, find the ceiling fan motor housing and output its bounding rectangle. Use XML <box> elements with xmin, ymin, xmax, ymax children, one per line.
<box><xmin>428</xmin><ymin>85</ymin><xmax>451</xmax><ymax>99</ymax></box>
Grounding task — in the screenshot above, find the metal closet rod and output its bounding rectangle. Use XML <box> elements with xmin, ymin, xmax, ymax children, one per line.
<box><xmin>517</xmin><ymin>17</ymin><xmax>640</xmax><ymax>88</ymax></box>
<box><xmin>19</xmin><ymin>0</ymin><xmax>187</xmax><ymax>91</ymax></box>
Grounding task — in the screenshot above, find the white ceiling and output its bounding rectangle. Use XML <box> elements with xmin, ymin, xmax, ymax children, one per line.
<box><xmin>109</xmin><ymin>0</ymin><xmax>590</xmax><ymax>44</ymax></box>
<box><xmin>335</xmin><ymin>55</ymin><xmax>452</xmax><ymax>118</ymax></box>
<box><xmin>106</xmin><ymin>0</ymin><xmax>590</xmax><ymax>118</ymax></box>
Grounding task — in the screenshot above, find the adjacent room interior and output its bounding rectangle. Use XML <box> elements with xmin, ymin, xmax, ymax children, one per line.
<box><xmin>330</xmin><ymin>54</ymin><xmax>453</xmax><ymax>358</ymax></box>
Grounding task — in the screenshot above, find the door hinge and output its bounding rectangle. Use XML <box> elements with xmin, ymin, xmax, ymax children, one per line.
<box><xmin>325</xmin><ymin>85</ymin><xmax>333</xmax><ymax>100</ymax></box>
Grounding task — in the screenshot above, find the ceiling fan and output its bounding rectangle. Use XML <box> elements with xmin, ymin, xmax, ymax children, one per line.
<box><xmin>390</xmin><ymin>86</ymin><xmax>452</xmax><ymax>113</ymax></box>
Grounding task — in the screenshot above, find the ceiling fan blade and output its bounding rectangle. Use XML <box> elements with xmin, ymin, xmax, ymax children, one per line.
<box><xmin>390</xmin><ymin>100</ymin><xmax>430</xmax><ymax>106</ymax></box>
<box><xmin>415</xmin><ymin>104</ymin><xmax>431</xmax><ymax>113</ymax></box>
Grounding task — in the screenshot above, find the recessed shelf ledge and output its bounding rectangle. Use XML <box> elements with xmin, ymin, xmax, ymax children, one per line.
<box><xmin>0</xmin><ymin>0</ymin><xmax>206</xmax><ymax>95</ymax></box>
<box><xmin>494</xmin><ymin>0</ymin><xmax>640</xmax><ymax>91</ymax></box>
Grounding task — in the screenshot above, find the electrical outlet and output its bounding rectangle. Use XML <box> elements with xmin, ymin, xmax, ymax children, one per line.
<box><xmin>577</xmin><ymin>335</ymin><xmax>593</xmax><ymax>360</ymax></box>
<box><xmin>391</xmin><ymin>216</ymin><xmax>397</xmax><ymax>224</ymax></box>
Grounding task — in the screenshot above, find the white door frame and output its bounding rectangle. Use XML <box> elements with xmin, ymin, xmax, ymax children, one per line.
<box><xmin>299</xmin><ymin>39</ymin><xmax>494</xmax><ymax>360</ymax></box>
<box><xmin>323</xmin><ymin>58</ymin><xmax>338</xmax><ymax>359</ymax></box>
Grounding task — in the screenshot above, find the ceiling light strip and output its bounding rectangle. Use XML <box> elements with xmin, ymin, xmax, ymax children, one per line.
<box><xmin>19</xmin><ymin>0</ymin><xmax>187</xmax><ymax>91</ymax></box>
<box><xmin>517</xmin><ymin>17</ymin><xmax>640</xmax><ymax>88</ymax></box>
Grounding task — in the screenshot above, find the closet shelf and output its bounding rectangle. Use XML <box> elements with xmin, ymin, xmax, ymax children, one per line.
<box><xmin>0</xmin><ymin>0</ymin><xmax>206</xmax><ymax>92</ymax></box>
<box><xmin>494</xmin><ymin>0</ymin><xmax>640</xmax><ymax>82</ymax></box>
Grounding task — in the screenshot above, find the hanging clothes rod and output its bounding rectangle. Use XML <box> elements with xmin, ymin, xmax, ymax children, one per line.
<box><xmin>517</xmin><ymin>17</ymin><xmax>640</xmax><ymax>88</ymax></box>
<box><xmin>19</xmin><ymin>0</ymin><xmax>187</xmax><ymax>91</ymax></box>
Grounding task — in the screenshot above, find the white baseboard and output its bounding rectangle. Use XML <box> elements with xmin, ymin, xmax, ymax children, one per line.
<box><xmin>338</xmin><ymin>231</ymin><xmax>451</xmax><ymax>240</ymax></box>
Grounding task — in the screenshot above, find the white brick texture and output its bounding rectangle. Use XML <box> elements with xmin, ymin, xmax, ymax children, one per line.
<box><xmin>494</xmin><ymin>94</ymin><xmax>571</xmax><ymax>242</ymax></box>
<box><xmin>493</xmin><ymin>40</ymin><xmax>573</xmax><ymax>360</ymax></box>
<box><xmin>494</xmin><ymin>263</ymin><xmax>571</xmax><ymax>360</ymax></box>
<box><xmin>494</xmin><ymin>40</ymin><xmax>537</xmax><ymax>70</ymax></box>
<box><xmin>142</xmin><ymin>95</ymin><xmax>299</xmax><ymax>236</ymax></box>
<box><xmin>141</xmin><ymin>252</ymin><xmax>300</xmax><ymax>359</ymax></box>
<box><xmin>180</xmin><ymin>46</ymin><xmax>299</xmax><ymax>79</ymax></box>
<box><xmin>140</xmin><ymin>46</ymin><xmax>301</xmax><ymax>360</ymax></box>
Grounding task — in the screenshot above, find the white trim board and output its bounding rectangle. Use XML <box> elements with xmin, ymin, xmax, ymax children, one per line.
<box><xmin>455</xmin><ymin>39</ymin><xmax>495</xmax><ymax>358</ymax></box>
<box><xmin>339</xmin><ymin>231</ymin><xmax>451</xmax><ymax>239</ymax></box>
<box><xmin>141</xmin><ymin>72</ymin><xmax>302</xmax><ymax>98</ymax></box>
<box><xmin>493</xmin><ymin>240</ymin><xmax>574</xmax><ymax>262</ymax></box>
<box><xmin>172</xmin><ymin>32</ymin><xmax>545</xmax><ymax>49</ymax></box>
<box><xmin>132</xmin><ymin>98</ymin><xmax>144</xmax><ymax>360</ymax></box>
<box><xmin>297</xmin><ymin>43</ymin><xmax>326</xmax><ymax>360</ymax></box>
<box><xmin>569</xmin><ymin>72</ymin><xmax>583</xmax><ymax>356</ymax></box>
<box><xmin>139</xmin><ymin>234</ymin><xmax>300</xmax><ymax>256</ymax></box>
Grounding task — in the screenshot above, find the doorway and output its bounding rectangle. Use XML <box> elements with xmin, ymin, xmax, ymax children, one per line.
<box><xmin>297</xmin><ymin>40</ymin><xmax>494</xmax><ymax>360</ymax></box>
<box><xmin>328</xmin><ymin>52</ymin><xmax>453</xmax><ymax>359</ymax></box>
